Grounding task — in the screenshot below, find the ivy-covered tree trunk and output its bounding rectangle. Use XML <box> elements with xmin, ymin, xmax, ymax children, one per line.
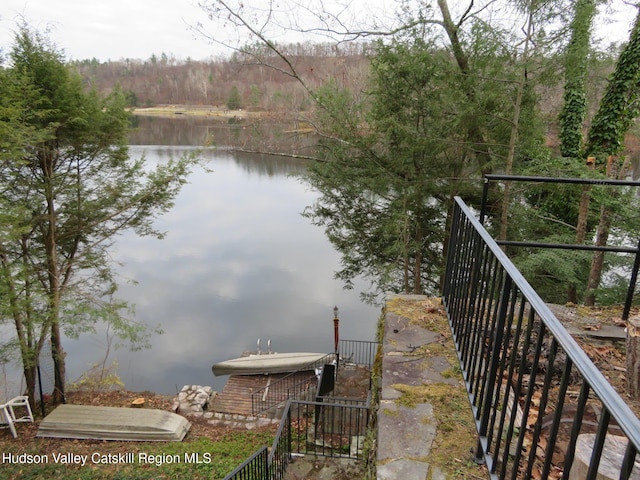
<box><xmin>558</xmin><ymin>0</ymin><xmax>597</xmax><ymax>303</ymax></box>
<box><xmin>583</xmin><ymin>10</ymin><xmax>640</xmax><ymax>308</ymax></box>
<box><xmin>559</xmin><ymin>0</ymin><xmax>596</xmax><ymax>159</ymax></box>
<box><xmin>581</xmin><ymin>9</ymin><xmax>640</xmax><ymax>397</ymax></box>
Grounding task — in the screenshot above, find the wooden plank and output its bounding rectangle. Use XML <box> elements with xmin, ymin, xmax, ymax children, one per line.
<box><xmin>36</xmin><ymin>405</ymin><xmax>191</xmax><ymax>441</ymax></box>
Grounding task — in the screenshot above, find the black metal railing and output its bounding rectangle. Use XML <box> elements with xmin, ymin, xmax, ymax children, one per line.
<box><xmin>268</xmin><ymin>400</ymin><xmax>293</xmax><ymax>480</ymax></box>
<box><xmin>270</xmin><ymin>394</ymin><xmax>370</xmax><ymax>474</ymax></box>
<box><xmin>225</xmin><ymin>395</ymin><xmax>370</xmax><ymax>480</ymax></box>
<box><xmin>292</xmin><ymin>395</ymin><xmax>370</xmax><ymax>459</ymax></box>
<box><xmin>251</xmin><ymin>353</ymin><xmax>336</xmax><ymax>416</ymax></box>
<box><xmin>443</xmin><ymin>196</ymin><xmax>640</xmax><ymax>479</ymax></box>
<box><xmin>338</xmin><ymin>339</ymin><xmax>379</xmax><ymax>368</ymax></box>
<box><xmin>480</xmin><ymin>174</ymin><xmax>640</xmax><ymax>321</ymax></box>
<box><xmin>250</xmin><ymin>342</ymin><xmax>378</xmax><ymax>416</ymax></box>
<box><xmin>223</xmin><ymin>446</ymin><xmax>268</xmax><ymax>480</ymax></box>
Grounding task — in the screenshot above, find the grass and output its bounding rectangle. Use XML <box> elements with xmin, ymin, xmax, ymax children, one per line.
<box><xmin>391</xmin><ymin>382</ymin><xmax>485</xmax><ymax>479</ymax></box>
<box><xmin>359</xmin><ymin>310</ymin><xmax>386</xmax><ymax>480</ymax></box>
<box><xmin>0</xmin><ymin>422</ymin><xmax>275</xmax><ymax>480</ymax></box>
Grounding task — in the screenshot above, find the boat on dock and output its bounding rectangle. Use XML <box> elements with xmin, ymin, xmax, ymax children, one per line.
<box><xmin>211</xmin><ymin>352</ymin><xmax>335</xmax><ymax>376</ymax></box>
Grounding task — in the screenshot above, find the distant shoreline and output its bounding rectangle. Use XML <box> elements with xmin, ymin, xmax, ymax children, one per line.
<box><xmin>131</xmin><ymin>104</ymin><xmax>272</xmax><ymax>118</ymax></box>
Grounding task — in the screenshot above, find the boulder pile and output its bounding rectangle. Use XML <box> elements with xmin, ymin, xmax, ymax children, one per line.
<box><xmin>172</xmin><ymin>385</ymin><xmax>215</xmax><ymax>417</ymax></box>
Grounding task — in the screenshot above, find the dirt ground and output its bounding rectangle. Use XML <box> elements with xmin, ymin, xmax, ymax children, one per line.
<box><xmin>546</xmin><ymin>304</ymin><xmax>640</xmax><ymax>418</ymax></box>
<box><xmin>0</xmin><ymin>390</ymin><xmax>259</xmax><ymax>457</ymax></box>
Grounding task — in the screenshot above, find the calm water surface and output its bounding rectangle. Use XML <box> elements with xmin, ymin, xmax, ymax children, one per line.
<box><xmin>61</xmin><ymin>144</ymin><xmax>379</xmax><ymax>395</ymax></box>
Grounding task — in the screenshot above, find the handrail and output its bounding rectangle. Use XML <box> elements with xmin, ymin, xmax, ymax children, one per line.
<box><xmin>338</xmin><ymin>339</ymin><xmax>379</xmax><ymax>368</ymax></box>
<box><xmin>267</xmin><ymin>394</ymin><xmax>371</xmax><ymax>476</ymax></box>
<box><xmin>251</xmin><ymin>353</ymin><xmax>336</xmax><ymax>416</ymax></box>
<box><xmin>479</xmin><ymin>174</ymin><xmax>640</xmax><ymax>320</ymax></box>
<box><xmin>443</xmin><ymin>196</ymin><xmax>640</xmax><ymax>479</ymax></box>
<box><xmin>227</xmin><ymin>392</ymin><xmax>371</xmax><ymax>479</ymax></box>
<box><xmin>267</xmin><ymin>399</ymin><xmax>292</xmax><ymax>480</ymax></box>
<box><xmin>222</xmin><ymin>446</ymin><xmax>268</xmax><ymax>480</ymax></box>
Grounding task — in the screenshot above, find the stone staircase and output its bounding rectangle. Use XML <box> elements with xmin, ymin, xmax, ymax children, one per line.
<box><xmin>283</xmin><ymin>456</ymin><xmax>365</xmax><ymax>480</ymax></box>
<box><xmin>210</xmin><ymin>374</ymin><xmax>269</xmax><ymax>415</ymax></box>
<box><xmin>207</xmin><ymin>411</ymin><xmax>280</xmax><ymax>429</ymax></box>
<box><xmin>209</xmin><ymin>370</ymin><xmax>316</xmax><ymax>420</ymax></box>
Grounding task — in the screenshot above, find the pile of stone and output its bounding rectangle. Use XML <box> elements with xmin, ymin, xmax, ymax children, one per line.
<box><xmin>172</xmin><ymin>385</ymin><xmax>215</xmax><ymax>417</ymax></box>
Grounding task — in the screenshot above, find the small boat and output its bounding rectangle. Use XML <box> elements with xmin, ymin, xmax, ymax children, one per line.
<box><xmin>37</xmin><ymin>405</ymin><xmax>191</xmax><ymax>441</ymax></box>
<box><xmin>212</xmin><ymin>352</ymin><xmax>335</xmax><ymax>376</ymax></box>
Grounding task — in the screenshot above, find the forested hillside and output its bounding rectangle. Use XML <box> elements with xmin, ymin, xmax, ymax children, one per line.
<box><xmin>72</xmin><ymin>41</ymin><xmax>640</xmax><ymax>162</ymax></box>
<box><xmin>74</xmin><ymin>43</ymin><xmax>372</xmax><ymax>112</ymax></box>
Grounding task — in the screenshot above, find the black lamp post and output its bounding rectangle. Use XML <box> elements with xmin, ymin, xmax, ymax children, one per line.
<box><xmin>333</xmin><ymin>305</ymin><xmax>339</xmax><ymax>355</ymax></box>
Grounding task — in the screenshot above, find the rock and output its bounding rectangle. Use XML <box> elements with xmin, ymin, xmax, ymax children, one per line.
<box><xmin>195</xmin><ymin>391</ymin><xmax>209</xmax><ymax>403</ymax></box>
<box><xmin>570</xmin><ymin>434</ymin><xmax>640</xmax><ymax>480</ymax></box>
<box><xmin>173</xmin><ymin>385</ymin><xmax>215</xmax><ymax>417</ymax></box>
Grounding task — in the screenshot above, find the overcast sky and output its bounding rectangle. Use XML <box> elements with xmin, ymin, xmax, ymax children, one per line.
<box><xmin>1</xmin><ymin>0</ymin><xmax>637</xmax><ymax>63</ymax></box>
<box><xmin>1</xmin><ymin>0</ymin><xmax>221</xmax><ymax>61</ymax></box>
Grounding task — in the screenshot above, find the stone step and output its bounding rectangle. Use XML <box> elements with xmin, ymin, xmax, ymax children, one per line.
<box><xmin>206</xmin><ymin>411</ymin><xmax>280</xmax><ymax>429</ymax></box>
<box><xmin>211</xmin><ymin>371</ymin><xmax>317</xmax><ymax>416</ymax></box>
<box><xmin>211</xmin><ymin>375</ymin><xmax>269</xmax><ymax>415</ymax></box>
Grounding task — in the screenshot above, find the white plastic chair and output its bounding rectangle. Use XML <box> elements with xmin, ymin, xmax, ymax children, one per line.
<box><xmin>0</xmin><ymin>396</ymin><xmax>34</xmax><ymax>438</ymax></box>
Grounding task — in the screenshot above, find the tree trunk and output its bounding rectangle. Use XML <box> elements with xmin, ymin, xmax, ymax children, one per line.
<box><xmin>559</xmin><ymin>0</ymin><xmax>596</xmax><ymax>159</ymax></box>
<box><xmin>570</xmin><ymin>434</ymin><xmax>636</xmax><ymax>479</ymax></box>
<box><xmin>499</xmin><ymin>2</ymin><xmax>534</xmax><ymax>244</ymax></box>
<box><xmin>568</xmin><ymin>157</ymin><xmax>596</xmax><ymax>303</ymax></box>
<box><xmin>1</xmin><ymin>244</ymin><xmax>39</xmax><ymax>407</ymax></box>
<box><xmin>584</xmin><ymin>203</ymin><xmax>611</xmax><ymax>306</ymax></box>
<box><xmin>584</xmin><ymin>156</ymin><xmax>629</xmax><ymax>306</ymax></box>
<box><xmin>437</xmin><ymin>0</ymin><xmax>493</xmax><ymax>174</ymax></box>
<box><xmin>42</xmin><ymin>149</ymin><xmax>66</xmax><ymax>404</ymax></box>
<box><xmin>22</xmin><ymin>366</ymin><xmax>37</xmax><ymax>411</ymax></box>
<box><xmin>627</xmin><ymin>316</ymin><xmax>640</xmax><ymax>399</ymax></box>
<box><xmin>414</xmin><ymin>215</ymin><xmax>422</xmax><ymax>294</ymax></box>
<box><xmin>402</xmin><ymin>194</ymin><xmax>410</xmax><ymax>293</ymax></box>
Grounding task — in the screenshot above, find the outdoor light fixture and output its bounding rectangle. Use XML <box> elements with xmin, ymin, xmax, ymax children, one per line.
<box><xmin>333</xmin><ymin>305</ymin><xmax>340</xmax><ymax>354</ymax></box>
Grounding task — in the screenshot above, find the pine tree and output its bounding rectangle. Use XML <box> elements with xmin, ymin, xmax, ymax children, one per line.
<box><xmin>0</xmin><ymin>24</ymin><xmax>200</xmax><ymax>404</ymax></box>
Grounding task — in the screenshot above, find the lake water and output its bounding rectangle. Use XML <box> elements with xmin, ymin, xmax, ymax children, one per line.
<box><xmin>54</xmin><ymin>121</ymin><xmax>380</xmax><ymax>396</ymax></box>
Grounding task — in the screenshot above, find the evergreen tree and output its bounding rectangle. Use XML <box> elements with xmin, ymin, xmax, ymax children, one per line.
<box><xmin>227</xmin><ymin>85</ymin><xmax>242</xmax><ymax>110</ymax></box>
<box><xmin>304</xmin><ymin>37</ymin><xmax>511</xmax><ymax>300</ymax></box>
<box><xmin>0</xmin><ymin>24</ymin><xmax>200</xmax><ymax>404</ymax></box>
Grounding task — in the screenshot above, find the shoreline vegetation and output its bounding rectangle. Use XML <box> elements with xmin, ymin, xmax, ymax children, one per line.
<box><xmin>131</xmin><ymin>104</ymin><xmax>275</xmax><ymax>119</ymax></box>
<box><xmin>130</xmin><ymin>105</ymin><xmax>318</xmax><ymax>138</ymax></box>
